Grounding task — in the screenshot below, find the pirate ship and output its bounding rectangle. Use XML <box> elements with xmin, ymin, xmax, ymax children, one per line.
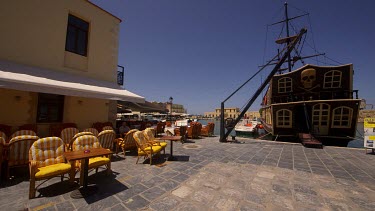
<box><xmin>258</xmin><ymin>3</ymin><xmax>361</xmax><ymax>146</ymax></box>
<box><xmin>220</xmin><ymin>2</ymin><xmax>361</xmax><ymax>146</ymax></box>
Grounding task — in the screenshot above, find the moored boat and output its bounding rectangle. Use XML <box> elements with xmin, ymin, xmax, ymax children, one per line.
<box><xmin>258</xmin><ymin>3</ymin><xmax>361</xmax><ymax>146</ymax></box>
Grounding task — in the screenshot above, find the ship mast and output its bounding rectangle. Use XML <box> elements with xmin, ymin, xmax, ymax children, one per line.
<box><xmin>284</xmin><ymin>2</ymin><xmax>292</xmax><ymax>72</ymax></box>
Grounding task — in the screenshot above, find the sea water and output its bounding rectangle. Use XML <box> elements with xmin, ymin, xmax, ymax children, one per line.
<box><xmin>198</xmin><ymin>119</ymin><xmax>365</xmax><ymax>148</ymax></box>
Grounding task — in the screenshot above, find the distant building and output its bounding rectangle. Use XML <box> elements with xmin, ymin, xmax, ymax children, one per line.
<box><xmin>166</xmin><ymin>103</ymin><xmax>187</xmax><ymax>114</ymax></box>
<box><xmin>204</xmin><ymin>108</ymin><xmax>260</xmax><ymax>119</ymax></box>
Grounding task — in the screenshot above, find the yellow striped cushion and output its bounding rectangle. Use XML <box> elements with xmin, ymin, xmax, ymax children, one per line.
<box><xmin>133</xmin><ymin>131</ymin><xmax>149</xmax><ymax>146</ymax></box>
<box><xmin>30</xmin><ymin>137</ymin><xmax>65</xmax><ymax>168</ymax></box>
<box><xmin>138</xmin><ymin>145</ymin><xmax>163</xmax><ymax>156</ymax></box>
<box><xmin>11</xmin><ymin>130</ymin><xmax>37</xmax><ymax>138</ymax></box>
<box><xmin>144</xmin><ymin>128</ymin><xmax>155</xmax><ymax>142</ymax></box>
<box><xmin>83</xmin><ymin>128</ymin><xmax>99</xmax><ymax>136</ymax></box>
<box><xmin>88</xmin><ymin>157</ymin><xmax>110</xmax><ymax>169</ymax></box>
<box><xmin>102</xmin><ymin>126</ymin><xmax>113</xmax><ymax>131</ymax></box>
<box><xmin>8</xmin><ymin>135</ymin><xmax>39</xmax><ymax>166</ymax></box>
<box><xmin>60</xmin><ymin>128</ymin><xmax>79</xmax><ymax>145</ymax></box>
<box><xmin>98</xmin><ymin>130</ymin><xmax>116</xmax><ymax>150</ymax></box>
<box><xmin>72</xmin><ymin>135</ymin><xmax>101</xmax><ymax>151</ymax></box>
<box><xmin>35</xmin><ymin>163</ymin><xmax>71</xmax><ymax>179</ymax></box>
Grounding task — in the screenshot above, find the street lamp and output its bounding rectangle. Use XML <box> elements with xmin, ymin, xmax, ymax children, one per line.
<box><xmin>169</xmin><ymin>97</ymin><xmax>173</xmax><ymax>122</ymax></box>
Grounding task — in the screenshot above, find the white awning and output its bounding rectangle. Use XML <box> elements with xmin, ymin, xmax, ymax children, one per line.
<box><xmin>0</xmin><ymin>59</ymin><xmax>144</xmax><ymax>103</ymax></box>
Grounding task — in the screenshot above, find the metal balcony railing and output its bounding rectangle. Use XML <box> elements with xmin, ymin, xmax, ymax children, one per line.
<box><xmin>117</xmin><ymin>65</ymin><xmax>124</xmax><ymax>86</ymax></box>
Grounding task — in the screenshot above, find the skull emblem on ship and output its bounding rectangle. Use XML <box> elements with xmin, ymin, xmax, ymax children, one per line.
<box><xmin>301</xmin><ymin>68</ymin><xmax>316</xmax><ymax>89</ymax></box>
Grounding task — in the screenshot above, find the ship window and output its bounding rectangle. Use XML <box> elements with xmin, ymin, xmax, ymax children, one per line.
<box><xmin>332</xmin><ymin>106</ymin><xmax>352</xmax><ymax>128</ymax></box>
<box><xmin>312</xmin><ymin>103</ymin><xmax>330</xmax><ymax>127</ymax></box>
<box><xmin>278</xmin><ymin>77</ymin><xmax>293</xmax><ymax>93</ymax></box>
<box><xmin>324</xmin><ymin>70</ymin><xmax>342</xmax><ymax>88</ymax></box>
<box><xmin>276</xmin><ymin>109</ymin><xmax>292</xmax><ymax>128</ymax></box>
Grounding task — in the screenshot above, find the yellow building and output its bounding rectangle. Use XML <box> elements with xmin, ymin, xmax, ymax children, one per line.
<box><xmin>0</xmin><ymin>0</ymin><xmax>144</xmax><ymax>136</ymax></box>
<box><xmin>204</xmin><ymin>108</ymin><xmax>260</xmax><ymax>119</ymax></box>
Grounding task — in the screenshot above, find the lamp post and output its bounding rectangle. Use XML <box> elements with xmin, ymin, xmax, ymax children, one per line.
<box><xmin>169</xmin><ymin>96</ymin><xmax>173</xmax><ymax>122</ymax></box>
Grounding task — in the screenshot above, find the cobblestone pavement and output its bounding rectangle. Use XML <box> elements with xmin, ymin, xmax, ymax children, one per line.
<box><xmin>1</xmin><ymin>137</ymin><xmax>375</xmax><ymax>210</ymax></box>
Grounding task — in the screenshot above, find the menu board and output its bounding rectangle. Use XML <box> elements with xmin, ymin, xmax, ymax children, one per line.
<box><xmin>364</xmin><ymin>118</ymin><xmax>375</xmax><ymax>149</ymax></box>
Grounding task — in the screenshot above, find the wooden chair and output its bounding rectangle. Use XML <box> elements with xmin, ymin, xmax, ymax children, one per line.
<box><xmin>68</xmin><ymin>132</ymin><xmax>94</xmax><ymax>151</ymax></box>
<box><xmin>29</xmin><ymin>137</ymin><xmax>74</xmax><ymax>198</ymax></box>
<box><xmin>133</xmin><ymin>131</ymin><xmax>163</xmax><ymax>165</ymax></box>
<box><xmin>0</xmin><ymin>124</ymin><xmax>12</xmax><ymax>138</ymax></box>
<box><xmin>19</xmin><ymin>124</ymin><xmax>38</xmax><ymax>133</ymax></box>
<box><xmin>174</xmin><ymin>126</ymin><xmax>187</xmax><ymax>141</ymax></box>
<box><xmin>11</xmin><ymin>130</ymin><xmax>37</xmax><ymax>138</ymax></box>
<box><xmin>187</xmin><ymin>122</ymin><xmax>200</xmax><ymax>139</ymax></box>
<box><xmin>201</xmin><ymin>122</ymin><xmax>215</xmax><ymax>137</ymax></box>
<box><xmin>116</xmin><ymin>129</ymin><xmax>138</xmax><ymax>155</ymax></box>
<box><xmin>83</xmin><ymin>128</ymin><xmax>99</xmax><ymax>136</ymax></box>
<box><xmin>144</xmin><ymin>128</ymin><xmax>167</xmax><ymax>153</ymax></box>
<box><xmin>71</xmin><ymin>135</ymin><xmax>111</xmax><ymax>185</ymax></box>
<box><xmin>7</xmin><ymin>135</ymin><xmax>39</xmax><ymax>179</ymax></box>
<box><xmin>102</xmin><ymin>126</ymin><xmax>114</xmax><ymax>131</ymax></box>
<box><xmin>60</xmin><ymin>127</ymin><xmax>79</xmax><ymax>146</ymax></box>
<box><xmin>97</xmin><ymin>130</ymin><xmax>116</xmax><ymax>150</ymax></box>
<box><xmin>0</xmin><ymin>137</ymin><xmax>4</xmax><ymax>180</ymax></box>
<box><xmin>0</xmin><ymin>131</ymin><xmax>7</xmax><ymax>142</ymax></box>
<box><xmin>155</xmin><ymin>122</ymin><xmax>165</xmax><ymax>137</ymax></box>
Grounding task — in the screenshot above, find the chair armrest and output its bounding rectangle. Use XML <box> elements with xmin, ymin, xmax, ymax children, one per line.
<box><xmin>29</xmin><ymin>160</ymin><xmax>37</xmax><ymax>176</ymax></box>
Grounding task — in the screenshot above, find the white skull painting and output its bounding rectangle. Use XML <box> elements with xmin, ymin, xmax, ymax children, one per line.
<box><xmin>301</xmin><ymin>68</ymin><xmax>316</xmax><ymax>89</ymax></box>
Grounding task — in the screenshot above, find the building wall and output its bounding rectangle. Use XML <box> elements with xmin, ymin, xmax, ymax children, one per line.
<box><xmin>0</xmin><ymin>0</ymin><xmax>120</xmax><ymax>82</ymax></box>
<box><xmin>0</xmin><ymin>1</ymin><xmax>121</xmax><ymax>136</ymax></box>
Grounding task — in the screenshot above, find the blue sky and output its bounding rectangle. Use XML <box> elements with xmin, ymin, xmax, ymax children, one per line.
<box><xmin>91</xmin><ymin>0</ymin><xmax>375</xmax><ymax>115</ymax></box>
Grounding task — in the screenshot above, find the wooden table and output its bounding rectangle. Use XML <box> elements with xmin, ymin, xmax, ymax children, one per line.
<box><xmin>159</xmin><ymin>136</ymin><xmax>182</xmax><ymax>161</ymax></box>
<box><xmin>63</xmin><ymin>148</ymin><xmax>113</xmax><ymax>198</ymax></box>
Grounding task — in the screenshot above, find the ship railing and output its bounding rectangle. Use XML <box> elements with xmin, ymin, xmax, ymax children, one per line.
<box><xmin>271</xmin><ymin>90</ymin><xmax>359</xmax><ymax>104</ymax></box>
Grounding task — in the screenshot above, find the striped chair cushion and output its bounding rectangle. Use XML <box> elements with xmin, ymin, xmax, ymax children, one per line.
<box><xmin>11</xmin><ymin>130</ymin><xmax>37</xmax><ymax>138</ymax></box>
<box><xmin>133</xmin><ymin>131</ymin><xmax>149</xmax><ymax>146</ymax></box>
<box><xmin>30</xmin><ymin>137</ymin><xmax>66</xmax><ymax>168</ymax></box>
<box><xmin>143</xmin><ymin>128</ymin><xmax>156</xmax><ymax>142</ymax></box>
<box><xmin>0</xmin><ymin>131</ymin><xmax>6</xmax><ymax>142</ymax></box>
<box><xmin>83</xmin><ymin>128</ymin><xmax>99</xmax><ymax>136</ymax></box>
<box><xmin>72</xmin><ymin>135</ymin><xmax>101</xmax><ymax>151</ymax></box>
<box><xmin>60</xmin><ymin>128</ymin><xmax>79</xmax><ymax>145</ymax></box>
<box><xmin>8</xmin><ymin>135</ymin><xmax>39</xmax><ymax>166</ymax></box>
<box><xmin>97</xmin><ymin>130</ymin><xmax>116</xmax><ymax>150</ymax></box>
<box><xmin>102</xmin><ymin>126</ymin><xmax>114</xmax><ymax>131</ymax></box>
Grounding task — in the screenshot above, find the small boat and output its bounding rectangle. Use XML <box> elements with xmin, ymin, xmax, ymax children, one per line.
<box><xmin>235</xmin><ymin>118</ymin><xmax>260</xmax><ymax>136</ymax></box>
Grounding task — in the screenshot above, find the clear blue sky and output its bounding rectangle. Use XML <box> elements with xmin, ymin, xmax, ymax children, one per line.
<box><xmin>91</xmin><ymin>0</ymin><xmax>375</xmax><ymax>115</ymax></box>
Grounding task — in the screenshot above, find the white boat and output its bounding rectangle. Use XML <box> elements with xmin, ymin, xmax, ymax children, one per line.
<box><xmin>234</xmin><ymin>118</ymin><xmax>260</xmax><ymax>136</ymax></box>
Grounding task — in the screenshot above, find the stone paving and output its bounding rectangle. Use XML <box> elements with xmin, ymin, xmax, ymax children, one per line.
<box><xmin>1</xmin><ymin>137</ymin><xmax>375</xmax><ymax>210</ymax></box>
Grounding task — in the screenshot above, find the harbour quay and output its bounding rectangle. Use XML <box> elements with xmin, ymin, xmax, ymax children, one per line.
<box><xmin>1</xmin><ymin>137</ymin><xmax>374</xmax><ymax>210</ymax></box>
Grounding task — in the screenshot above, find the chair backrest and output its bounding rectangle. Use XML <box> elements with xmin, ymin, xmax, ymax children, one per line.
<box><xmin>60</xmin><ymin>127</ymin><xmax>79</xmax><ymax>145</ymax></box>
<box><xmin>83</xmin><ymin>128</ymin><xmax>99</xmax><ymax>136</ymax></box>
<box><xmin>209</xmin><ymin>123</ymin><xmax>215</xmax><ymax>135</ymax></box>
<box><xmin>179</xmin><ymin>126</ymin><xmax>187</xmax><ymax>136</ymax></box>
<box><xmin>133</xmin><ymin>131</ymin><xmax>149</xmax><ymax>148</ymax></box>
<box><xmin>19</xmin><ymin>124</ymin><xmax>38</xmax><ymax>133</ymax></box>
<box><xmin>8</xmin><ymin>135</ymin><xmax>39</xmax><ymax>166</ymax></box>
<box><xmin>143</xmin><ymin>128</ymin><xmax>155</xmax><ymax>142</ymax></box>
<box><xmin>11</xmin><ymin>130</ymin><xmax>37</xmax><ymax>138</ymax></box>
<box><xmin>0</xmin><ymin>124</ymin><xmax>12</xmax><ymax>138</ymax></box>
<box><xmin>156</xmin><ymin>122</ymin><xmax>164</xmax><ymax>133</ymax></box>
<box><xmin>0</xmin><ymin>137</ymin><xmax>5</xmax><ymax>162</ymax></box>
<box><xmin>0</xmin><ymin>131</ymin><xmax>7</xmax><ymax>142</ymax></box>
<box><xmin>72</xmin><ymin>135</ymin><xmax>101</xmax><ymax>151</ymax></box>
<box><xmin>124</xmin><ymin>129</ymin><xmax>139</xmax><ymax>149</ymax></box>
<box><xmin>29</xmin><ymin>137</ymin><xmax>65</xmax><ymax>168</ymax></box>
<box><xmin>102</xmin><ymin>126</ymin><xmax>114</xmax><ymax>131</ymax></box>
<box><xmin>68</xmin><ymin>132</ymin><xmax>94</xmax><ymax>150</ymax></box>
<box><xmin>97</xmin><ymin>130</ymin><xmax>116</xmax><ymax>150</ymax></box>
